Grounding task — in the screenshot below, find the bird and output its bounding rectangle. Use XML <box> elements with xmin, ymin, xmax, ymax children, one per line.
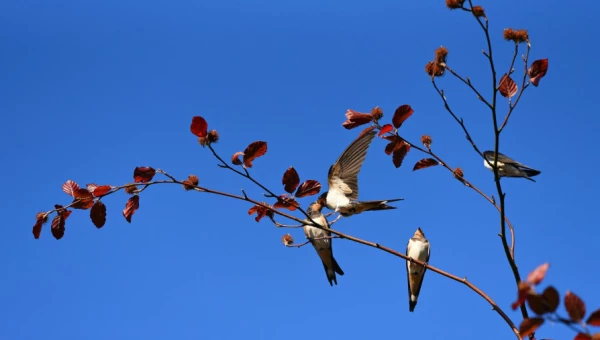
<box><xmin>320</xmin><ymin>129</ymin><xmax>403</xmax><ymax>222</ymax></box>
<box><xmin>406</xmin><ymin>227</ymin><xmax>430</xmax><ymax>312</ymax></box>
<box><xmin>303</xmin><ymin>199</ymin><xmax>344</xmax><ymax>286</ymax></box>
<box><xmin>483</xmin><ymin>151</ymin><xmax>541</xmax><ymax>182</ymax></box>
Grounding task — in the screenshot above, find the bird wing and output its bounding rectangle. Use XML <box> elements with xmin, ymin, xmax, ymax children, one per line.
<box><xmin>328</xmin><ymin>130</ymin><xmax>377</xmax><ymax>201</ymax></box>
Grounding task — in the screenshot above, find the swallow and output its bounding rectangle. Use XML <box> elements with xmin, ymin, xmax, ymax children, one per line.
<box><xmin>406</xmin><ymin>227</ymin><xmax>430</xmax><ymax>312</ymax></box>
<box><xmin>303</xmin><ymin>199</ymin><xmax>344</xmax><ymax>286</ymax></box>
<box><xmin>321</xmin><ymin>130</ymin><xmax>403</xmax><ymax>220</ymax></box>
<box><xmin>483</xmin><ymin>151</ymin><xmax>541</xmax><ymax>182</ymax></box>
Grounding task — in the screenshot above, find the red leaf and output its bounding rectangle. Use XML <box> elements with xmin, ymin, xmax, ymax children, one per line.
<box><xmin>541</xmin><ymin>286</ymin><xmax>560</xmax><ymax>313</ymax></box>
<box><xmin>87</xmin><ymin>183</ymin><xmax>98</xmax><ymax>192</ymax></box>
<box><xmin>384</xmin><ymin>135</ymin><xmax>403</xmax><ymax>155</ymax></box>
<box><xmin>565</xmin><ymin>291</ymin><xmax>586</xmax><ymax>322</ymax></box>
<box><xmin>574</xmin><ymin>334</ymin><xmax>592</xmax><ymax>340</ymax></box>
<box><xmin>92</xmin><ymin>185</ymin><xmax>111</xmax><ymax>197</ymax></box>
<box><xmin>295</xmin><ymin>180</ymin><xmax>322</xmax><ymax>198</ymax></box>
<box><xmin>529</xmin><ymin>58</ymin><xmax>549</xmax><ymax>87</ymax></box>
<box><xmin>392</xmin><ymin>143</ymin><xmax>410</xmax><ymax>168</ymax></box>
<box><xmin>413</xmin><ymin>158</ymin><xmax>439</xmax><ymax>171</ymax></box>
<box><xmin>190</xmin><ymin>116</ymin><xmax>208</xmax><ymax>137</ymax></box>
<box><xmin>133</xmin><ymin>166</ymin><xmax>156</xmax><ymax>183</ymax></box>
<box><xmin>519</xmin><ymin>318</ymin><xmax>545</xmax><ymax>338</ymax></box>
<box><xmin>70</xmin><ymin>189</ymin><xmax>95</xmax><ymax>210</ymax></box>
<box><xmin>122</xmin><ymin>195</ymin><xmax>140</xmax><ymax>223</ymax></box>
<box><xmin>248</xmin><ymin>203</ymin><xmax>273</xmax><ymax>222</ymax></box>
<box><xmin>243</xmin><ymin>141</ymin><xmax>267</xmax><ymax>168</ymax></box>
<box><xmin>378</xmin><ymin>124</ymin><xmax>393</xmax><ymax>136</ymax></box>
<box><xmin>231</xmin><ymin>151</ymin><xmax>244</xmax><ymax>165</ymax></box>
<box><xmin>527</xmin><ymin>262</ymin><xmax>550</xmax><ymax>285</ymax></box>
<box><xmin>512</xmin><ymin>281</ymin><xmax>532</xmax><ymax>310</ymax></box>
<box><xmin>586</xmin><ymin>309</ymin><xmax>600</xmax><ymax>326</ymax></box>
<box><xmin>32</xmin><ymin>218</ymin><xmax>44</xmax><ymax>239</ymax></box>
<box><xmin>51</xmin><ymin>214</ymin><xmax>66</xmax><ymax>240</ymax></box>
<box><xmin>90</xmin><ymin>201</ymin><xmax>107</xmax><ymax>229</ymax></box>
<box><xmin>342</xmin><ymin>109</ymin><xmax>373</xmax><ymax>129</ymax></box>
<box><xmin>499</xmin><ymin>73</ymin><xmax>518</xmax><ymax>98</ymax></box>
<box><xmin>392</xmin><ymin>105</ymin><xmax>414</xmax><ymax>128</ymax></box>
<box><xmin>62</xmin><ymin>180</ymin><xmax>80</xmax><ymax>197</ymax></box>
<box><xmin>274</xmin><ymin>195</ymin><xmax>300</xmax><ymax>211</ymax></box>
<box><xmin>282</xmin><ymin>167</ymin><xmax>300</xmax><ymax>194</ymax></box>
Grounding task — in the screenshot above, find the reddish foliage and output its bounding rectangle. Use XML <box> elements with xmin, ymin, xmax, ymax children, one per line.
<box><xmin>512</xmin><ymin>281</ymin><xmax>532</xmax><ymax>310</ymax></box>
<box><xmin>231</xmin><ymin>151</ymin><xmax>244</xmax><ymax>165</ymax></box>
<box><xmin>243</xmin><ymin>141</ymin><xmax>267</xmax><ymax>168</ymax></box>
<box><xmin>527</xmin><ymin>262</ymin><xmax>550</xmax><ymax>285</ymax></box>
<box><xmin>498</xmin><ymin>73</ymin><xmax>518</xmax><ymax>98</ymax></box>
<box><xmin>274</xmin><ymin>195</ymin><xmax>300</xmax><ymax>211</ymax></box>
<box><xmin>122</xmin><ymin>195</ymin><xmax>140</xmax><ymax>223</ymax></box>
<box><xmin>133</xmin><ymin>166</ymin><xmax>156</xmax><ymax>183</ymax></box>
<box><xmin>190</xmin><ymin>116</ymin><xmax>208</xmax><ymax>137</ymax></box>
<box><xmin>71</xmin><ymin>189</ymin><xmax>95</xmax><ymax>210</ymax></box>
<box><xmin>392</xmin><ymin>105</ymin><xmax>414</xmax><ymax>128</ymax></box>
<box><xmin>342</xmin><ymin>109</ymin><xmax>373</xmax><ymax>129</ymax></box>
<box><xmin>587</xmin><ymin>309</ymin><xmax>600</xmax><ymax>326</ymax></box>
<box><xmin>541</xmin><ymin>286</ymin><xmax>560</xmax><ymax>313</ymax></box>
<box><xmin>51</xmin><ymin>214</ymin><xmax>66</xmax><ymax>240</ymax></box>
<box><xmin>378</xmin><ymin>124</ymin><xmax>393</xmax><ymax>136</ymax></box>
<box><xmin>574</xmin><ymin>334</ymin><xmax>592</xmax><ymax>340</ymax></box>
<box><xmin>529</xmin><ymin>58</ymin><xmax>549</xmax><ymax>87</ymax></box>
<box><xmin>248</xmin><ymin>203</ymin><xmax>274</xmax><ymax>222</ymax></box>
<box><xmin>565</xmin><ymin>291</ymin><xmax>586</xmax><ymax>322</ymax></box>
<box><xmin>90</xmin><ymin>201</ymin><xmax>107</xmax><ymax>229</ymax></box>
<box><xmin>32</xmin><ymin>217</ymin><xmax>45</xmax><ymax>239</ymax></box>
<box><xmin>384</xmin><ymin>135</ymin><xmax>403</xmax><ymax>155</ymax></box>
<box><xmin>282</xmin><ymin>234</ymin><xmax>294</xmax><ymax>246</ymax></box>
<box><xmin>92</xmin><ymin>185</ymin><xmax>111</xmax><ymax>197</ymax></box>
<box><xmin>518</xmin><ymin>318</ymin><xmax>544</xmax><ymax>338</ymax></box>
<box><xmin>282</xmin><ymin>167</ymin><xmax>300</xmax><ymax>194</ymax></box>
<box><xmin>413</xmin><ymin>158</ymin><xmax>439</xmax><ymax>171</ymax></box>
<box><xmin>62</xmin><ymin>180</ymin><xmax>80</xmax><ymax>197</ymax></box>
<box><xmin>295</xmin><ymin>180</ymin><xmax>322</xmax><ymax>198</ymax></box>
<box><xmin>392</xmin><ymin>143</ymin><xmax>410</xmax><ymax>168</ymax></box>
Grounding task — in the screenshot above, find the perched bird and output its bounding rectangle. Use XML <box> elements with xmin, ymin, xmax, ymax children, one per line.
<box><xmin>303</xmin><ymin>200</ymin><xmax>344</xmax><ymax>286</ymax></box>
<box><xmin>321</xmin><ymin>130</ymin><xmax>403</xmax><ymax>220</ymax></box>
<box><xmin>406</xmin><ymin>227</ymin><xmax>430</xmax><ymax>312</ymax></box>
<box><xmin>483</xmin><ymin>151</ymin><xmax>541</xmax><ymax>182</ymax></box>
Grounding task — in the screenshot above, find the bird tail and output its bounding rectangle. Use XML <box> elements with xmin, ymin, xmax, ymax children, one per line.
<box><xmin>409</xmin><ymin>295</ymin><xmax>418</xmax><ymax>312</ymax></box>
<box><xmin>523</xmin><ymin>168</ymin><xmax>541</xmax><ymax>178</ymax></box>
<box><xmin>356</xmin><ymin>199</ymin><xmax>404</xmax><ymax>213</ymax></box>
<box><xmin>323</xmin><ymin>257</ymin><xmax>344</xmax><ymax>286</ymax></box>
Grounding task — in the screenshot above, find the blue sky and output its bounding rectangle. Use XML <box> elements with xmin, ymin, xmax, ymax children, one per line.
<box><xmin>1</xmin><ymin>1</ymin><xmax>597</xmax><ymax>339</ymax></box>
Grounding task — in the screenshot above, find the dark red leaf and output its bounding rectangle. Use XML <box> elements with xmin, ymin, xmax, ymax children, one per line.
<box><xmin>62</xmin><ymin>180</ymin><xmax>80</xmax><ymax>197</ymax></box>
<box><xmin>133</xmin><ymin>166</ymin><xmax>156</xmax><ymax>183</ymax></box>
<box><xmin>392</xmin><ymin>143</ymin><xmax>410</xmax><ymax>168</ymax></box>
<box><xmin>519</xmin><ymin>318</ymin><xmax>545</xmax><ymax>338</ymax></box>
<box><xmin>90</xmin><ymin>201</ymin><xmax>107</xmax><ymax>229</ymax></box>
<box><xmin>413</xmin><ymin>158</ymin><xmax>439</xmax><ymax>171</ymax></box>
<box><xmin>62</xmin><ymin>210</ymin><xmax>72</xmax><ymax>221</ymax></box>
<box><xmin>392</xmin><ymin>105</ymin><xmax>414</xmax><ymax>128</ymax></box>
<box><xmin>512</xmin><ymin>281</ymin><xmax>532</xmax><ymax>310</ymax></box>
<box><xmin>122</xmin><ymin>195</ymin><xmax>140</xmax><ymax>223</ymax></box>
<box><xmin>92</xmin><ymin>185</ymin><xmax>111</xmax><ymax>197</ymax></box>
<box><xmin>243</xmin><ymin>141</ymin><xmax>267</xmax><ymax>168</ymax></box>
<box><xmin>282</xmin><ymin>167</ymin><xmax>300</xmax><ymax>194</ymax></box>
<box><xmin>586</xmin><ymin>309</ymin><xmax>600</xmax><ymax>326</ymax></box>
<box><xmin>541</xmin><ymin>286</ymin><xmax>560</xmax><ymax>313</ymax></box>
<box><xmin>51</xmin><ymin>214</ymin><xmax>66</xmax><ymax>240</ymax></box>
<box><xmin>529</xmin><ymin>58</ymin><xmax>549</xmax><ymax>87</ymax></box>
<box><xmin>378</xmin><ymin>124</ymin><xmax>393</xmax><ymax>136</ymax></box>
<box><xmin>32</xmin><ymin>218</ymin><xmax>44</xmax><ymax>239</ymax></box>
<box><xmin>565</xmin><ymin>291</ymin><xmax>586</xmax><ymax>322</ymax></box>
<box><xmin>295</xmin><ymin>180</ymin><xmax>322</xmax><ymax>198</ymax></box>
<box><xmin>498</xmin><ymin>73</ymin><xmax>518</xmax><ymax>98</ymax></box>
<box><xmin>190</xmin><ymin>116</ymin><xmax>208</xmax><ymax>137</ymax></box>
<box><xmin>70</xmin><ymin>189</ymin><xmax>95</xmax><ymax>210</ymax></box>
<box><xmin>574</xmin><ymin>334</ymin><xmax>592</xmax><ymax>340</ymax></box>
<box><xmin>274</xmin><ymin>195</ymin><xmax>300</xmax><ymax>211</ymax></box>
<box><xmin>527</xmin><ymin>262</ymin><xmax>550</xmax><ymax>285</ymax></box>
<box><xmin>342</xmin><ymin>109</ymin><xmax>373</xmax><ymax>129</ymax></box>
<box><xmin>248</xmin><ymin>203</ymin><xmax>273</xmax><ymax>222</ymax></box>
<box><xmin>384</xmin><ymin>135</ymin><xmax>403</xmax><ymax>155</ymax></box>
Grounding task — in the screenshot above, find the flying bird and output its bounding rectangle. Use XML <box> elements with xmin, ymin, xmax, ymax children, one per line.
<box><xmin>303</xmin><ymin>200</ymin><xmax>344</xmax><ymax>286</ymax></box>
<box><xmin>320</xmin><ymin>130</ymin><xmax>403</xmax><ymax>221</ymax></box>
<box><xmin>483</xmin><ymin>151</ymin><xmax>541</xmax><ymax>182</ymax></box>
<box><xmin>406</xmin><ymin>227</ymin><xmax>430</xmax><ymax>312</ymax></box>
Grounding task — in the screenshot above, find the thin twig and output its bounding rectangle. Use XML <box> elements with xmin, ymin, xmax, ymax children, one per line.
<box><xmin>443</xmin><ymin>65</ymin><xmax>493</xmax><ymax>109</ymax></box>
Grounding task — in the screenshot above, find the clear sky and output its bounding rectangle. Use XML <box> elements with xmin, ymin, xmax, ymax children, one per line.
<box><xmin>1</xmin><ymin>1</ymin><xmax>597</xmax><ymax>339</ymax></box>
